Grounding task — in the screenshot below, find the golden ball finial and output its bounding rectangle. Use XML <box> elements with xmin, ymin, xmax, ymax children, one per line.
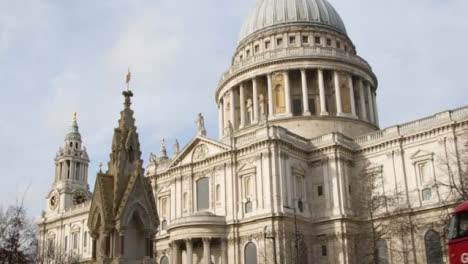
<box><xmin>73</xmin><ymin>112</ymin><xmax>77</xmax><ymax>122</ymax></box>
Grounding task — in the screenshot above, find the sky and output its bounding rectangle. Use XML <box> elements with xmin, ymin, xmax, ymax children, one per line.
<box><xmin>0</xmin><ymin>0</ymin><xmax>467</xmax><ymax>219</ymax></box>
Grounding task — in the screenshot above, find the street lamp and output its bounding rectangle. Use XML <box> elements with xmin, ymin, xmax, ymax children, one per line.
<box><xmin>284</xmin><ymin>205</ymin><xmax>299</xmax><ymax>264</ymax></box>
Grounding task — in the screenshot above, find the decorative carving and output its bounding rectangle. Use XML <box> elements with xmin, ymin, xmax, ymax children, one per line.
<box><xmin>193</xmin><ymin>144</ymin><xmax>209</xmax><ymax>161</ymax></box>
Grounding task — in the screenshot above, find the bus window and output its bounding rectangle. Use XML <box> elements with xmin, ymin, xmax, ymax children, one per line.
<box><xmin>449</xmin><ymin>211</ymin><xmax>468</xmax><ymax>240</ymax></box>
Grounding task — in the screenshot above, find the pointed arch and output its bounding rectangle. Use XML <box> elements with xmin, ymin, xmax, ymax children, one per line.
<box><xmin>88</xmin><ymin>205</ymin><xmax>104</xmax><ymax>232</ymax></box>
<box><xmin>122</xmin><ymin>201</ymin><xmax>153</xmax><ymax>231</ymax></box>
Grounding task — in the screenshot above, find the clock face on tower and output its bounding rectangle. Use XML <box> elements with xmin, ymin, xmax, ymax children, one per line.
<box><xmin>73</xmin><ymin>191</ymin><xmax>87</xmax><ymax>205</ymax></box>
<box><xmin>49</xmin><ymin>195</ymin><xmax>58</xmax><ymax>210</ymax></box>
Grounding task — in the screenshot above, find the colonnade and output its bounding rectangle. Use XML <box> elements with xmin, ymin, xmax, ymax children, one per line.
<box><xmin>218</xmin><ymin>68</ymin><xmax>379</xmax><ymax>137</ymax></box>
<box><xmin>56</xmin><ymin>160</ymin><xmax>88</xmax><ymax>182</ymax></box>
<box><xmin>170</xmin><ymin>237</ymin><xmax>227</xmax><ymax>264</ymax></box>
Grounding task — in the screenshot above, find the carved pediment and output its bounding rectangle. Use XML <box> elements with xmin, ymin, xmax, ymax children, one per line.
<box><xmin>167</xmin><ymin>136</ymin><xmax>230</xmax><ymax>168</ymax></box>
<box><xmin>410</xmin><ymin>149</ymin><xmax>434</xmax><ymax>162</ymax></box>
<box><xmin>363</xmin><ymin>162</ymin><xmax>383</xmax><ymax>174</ymax></box>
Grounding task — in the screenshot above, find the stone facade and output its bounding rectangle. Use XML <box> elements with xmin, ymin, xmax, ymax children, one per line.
<box><xmin>38</xmin><ymin>0</ymin><xmax>468</xmax><ymax>263</ymax></box>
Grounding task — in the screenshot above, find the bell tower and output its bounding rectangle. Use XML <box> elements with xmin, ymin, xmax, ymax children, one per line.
<box><xmin>46</xmin><ymin>113</ymin><xmax>90</xmax><ymax>214</ymax></box>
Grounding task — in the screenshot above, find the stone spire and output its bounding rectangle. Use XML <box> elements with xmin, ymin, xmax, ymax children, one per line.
<box><xmin>65</xmin><ymin>112</ymin><xmax>81</xmax><ymax>145</ymax></box>
<box><xmin>88</xmin><ymin>80</ymin><xmax>158</xmax><ymax>262</ymax></box>
<box><xmin>107</xmin><ymin>89</ymin><xmax>143</xmax><ymax>208</ymax></box>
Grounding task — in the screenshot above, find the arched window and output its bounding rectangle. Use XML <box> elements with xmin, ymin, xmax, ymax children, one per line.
<box><xmin>161</xmin><ymin>220</ymin><xmax>167</xmax><ymax>231</ymax></box>
<box><xmin>245</xmin><ymin>201</ymin><xmax>253</xmax><ymax>214</ymax></box>
<box><xmin>160</xmin><ymin>256</ymin><xmax>169</xmax><ymax>264</ymax></box>
<box><xmin>197</xmin><ymin>178</ymin><xmax>210</xmax><ymax>211</ymax></box>
<box><xmin>374</xmin><ymin>239</ymin><xmax>389</xmax><ymax>264</ymax></box>
<box><xmin>425</xmin><ymin>230</ymin><xmax>443</xmax><ymax>264</ymax></box>
<box><xmin>245</xmin><ymin>242</ymin><xmax>258</xmax><ymax>264</ymax></box>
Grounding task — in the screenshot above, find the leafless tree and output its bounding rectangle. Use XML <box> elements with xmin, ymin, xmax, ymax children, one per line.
<box><xmin>353</xmin><ymin>162</ymin><xmax>414</xmax><ymax>264</ymax></box>
<box><xmin>36</xmin><ymin>249</ymin><xmax>81</xmax><ymax>264</ymax></box>
<box><xmin>0</xmin><ymin>201</ymin><xmax>38</xmax><ymax>264</ymax></box>
<box><xmin>426</xmin><ymin>133</ymin><xmax>468</xmax><ymax>253</ymax></box>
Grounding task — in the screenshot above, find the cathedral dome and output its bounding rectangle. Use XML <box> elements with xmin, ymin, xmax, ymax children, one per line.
<box><xmin>239</xmin><ymin>0</ymin><xmax>347</xmax><ymax>44</ymax></box>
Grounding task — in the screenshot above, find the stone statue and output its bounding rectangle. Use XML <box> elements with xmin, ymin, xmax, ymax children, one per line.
<box><xmin>196</xmin><ymin>113</ymin><xmax>207</xmax><ymax>136</ymax></box>
<box><xmin>149</xmin><ymin>153</ymin><xmax>157</xmax><ymax>164</ymax></box>
<box><xmin>160</xmin><ymin>138</ymin><xmax>167</xmax><ymax>158</ymax></box>
<box><xmin>173</xmin><ymin>140</ymin><xmax>180</xmax><ymax>155</ymax></box>
<box><xmin>259</xmin><ymin>94</ymin><xmax>265</xmax><ymax>117</ymax></box>
<box><xmin>225</xmin><ymin>121</ymin><xmax>233</xmax><ymax>136</ymax></box>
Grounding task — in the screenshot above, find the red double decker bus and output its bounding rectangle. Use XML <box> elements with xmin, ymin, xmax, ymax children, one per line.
<box><xmin>449</xmin><ymin>201</ymin><xmax>468</xmax><ymax>264</ymax></box>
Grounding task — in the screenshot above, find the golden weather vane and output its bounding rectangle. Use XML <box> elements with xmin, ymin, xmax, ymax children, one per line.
<box><xmin>126</xmin><ymin>68</ymin><xmax>131</xmax><ymax>91</ymax></box>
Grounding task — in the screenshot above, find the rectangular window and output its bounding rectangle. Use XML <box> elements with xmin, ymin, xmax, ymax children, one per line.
<box><xmin>246</xmin><ymin>49</ymin><xmax>250</xmax><ymax>56</ymax></box>
<box><xmin>326</xmin><ymin>38</ymin><xmax>332</xmax><ymax>46</ymax></box>
<box><xmin>289</xmin><ymin>36</ymin><xmax>296</xmax><ymax>44</ymax></box>
<box><xmin>321</xmin><ymin>245</ymin><xmax>328</xmax><ymax>256</ymax></box>
<box><xmin>315</xmin><ymin>36</ymin><xmax>321</xmax><ymax>45</ymax></box>
<box><xmin>292</xmin><ymin>99</ymin><xmax>302</xmax><ymax>116</ymax></box>
<box><xmin>422</xmin><ymin>188</ymin><xmax>432</xmax><ymax>201</ymax></box>
<box><xmin>83</xmin><ymin>231</ymin><xmax>87</xmax><ymax>248</ymax></box>
<box><xmin>302</xmin><ymin>35</ymin><xmax>309</xmax><ymax>44</ymax></box>
<box><xmin>318</xmin><ymin>185</ymin><xmax>323</xmax><ymax>196</ymax></box>
<box><xmin>197</xmin><ymin>178</ymin><xmax>210</xmax><ymax>211</ymax></box>
<box><xmin>308</xmin><ymin>99</ymin><xmax>316</xmax><ymax>115</ymax></box>
<box><xmin>254</xmin><ymin>45</ymin><xmax>259</xmax><ymax>53</ymax></box>
<box><xmin>265</xmin><ymin>40</ymin><xmax>270</xmax><ymax>50</ymax></box>
<box><xmin>64</xmin><ymin>236</ymin><xmax>68</xmax><ymax>251</ymax></box>
<box><xmin>73</xmin><ymin>233</ymin><xmax>78</xmax><ymax>249</ymax></box>
<box><xmin>336</xmin><ymin>41</ymin><xmax>341</xmax><ymax>49</ymax></box>
<box><xmin>277</xmin><ymin>38</ymin><xmax>283</xmax><ymax>46</ymax></box>
<box><xmin>240</xmin><ymin>55</ymin><xmax>243</xmax><ymax>60</ymax></box>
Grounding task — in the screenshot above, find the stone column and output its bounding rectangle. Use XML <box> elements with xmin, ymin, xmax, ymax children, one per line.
<box><xmin>221</xmin><ymin>238</ymin><xmax>228</xmax><ymax>264</ymax></box>
<box><xmin>348</xmin><ymin>74</ymin><xmax>357</xmax><ymax>117</ymax></box>
<box><xmin>185</xmin><ymin>239</ymin><xmax>193</xmax><ymax>264</ymax></box>
<box><xmin>92</xmin><ymin>238</ymin><xmax>97</xmax><ymax>260</ymax></box>
<box><xmin>240</xmin><ymin>83</ymin><xmax>246</xmax><ymax>128</ymax></box>
<box><xmin>334</xmin><ymin>71</ymin><xmax>343</xmax><ymax>115</ymax></box>
<box><xmin>359</xmin><ymin>79</ymin><xmax>368</xmax><ymax>121</ymax></box>
<box><xmin>366</xmin><ymin>83</ymin><xmax>375</xmax><ymax>124</ymax></box>
<box><xmin>223</xmin><ymin>95</ymin><xmax>229</xmax><ymax>131</ymax></box>
<box><xmin>70</xmin><ymin>161</ymin><xmax>75</xmax><ymax>180</ymax></box>
<box><xmin>119</xmin><ymin>231</ymin><xmax>125</xmax><ymax>257</ymax></box>
<box><xmin>202</xmin><ymin>238</ymin><xmax>211</xmax><ymax>264</ymax></box>
<box><xmin>301</xmin><ymin>69</ymin><xmax>311</xmax><ymax>115</ymax></box>
<box><xmin>218</xmin><ymin>101</ymin><xmax>224</xmax><ymax>138</ymax></box>
<box><xmin>318</xmin><ymin>69</ymin><xmax>328</xmax><ymax>115</ymax></box>
<box><xmin>372</xmin><ymin>91</ymin><xmax>379</xmax><ymax>126</ymax></box>
<box><xmin>230</xmin><ymin>89</ymin><xmax>236</xmax><ymax>129</ymax></box>
<box><xmin>267</xmin><ymin>73</ymin><xmax>274</xmax><ymax>118</ymax></box>
<box><xmin>284</xmin><ymin>71</ymin><xmax>291</xmax><ymax>115</ymax></box>
<box><xmin>252</xmin><ymin>78</ymin><xmax>259</xmax><ymax>123</ymax></box>
<box><xmin>172</xmin><ymin>241</ymin><xmax>179</xmax><ymax>264</ymax></box>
